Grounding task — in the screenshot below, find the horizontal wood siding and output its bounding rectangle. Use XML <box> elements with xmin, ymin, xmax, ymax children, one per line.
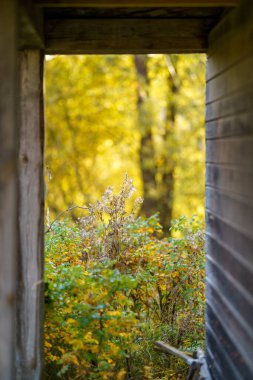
<box><xmin>206</xmin><ymin>0</ymin><xmax>253</xmax><ymax>378</ymax></box>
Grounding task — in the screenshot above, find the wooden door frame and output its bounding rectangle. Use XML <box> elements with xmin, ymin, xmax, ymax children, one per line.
<box><xmin>2</xmin><ymin>0</ymin><xmax>243</xmax><ymax>378</ymax></box>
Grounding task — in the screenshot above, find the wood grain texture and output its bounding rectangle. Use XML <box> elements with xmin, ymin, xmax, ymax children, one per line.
<box><xmin>17</xmin><ymin>50</ymin><xmax>44</xmax><ymax>380</ymax></box>
<box><xmin>45</xmin><ymin>18</ymin><xmax>212</xmax><ymax>54</ymax></box>
<box><xmin>206</xmin><ymin>0</ymin><xmax>253</xmax><ymax>378</ymax></box>
<box><xmin>35</xmin><ymin>0</ymin><xmax>238</xmax><ymax>8</ymax></box>
<box><xmin>0</xmin><ymin>1</ymin><xmax>17</xmax><ymax>379</ymax></box>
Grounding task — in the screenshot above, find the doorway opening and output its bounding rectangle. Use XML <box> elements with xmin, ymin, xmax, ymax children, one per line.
<box><xmin>44</xmin><ymin>53</ymin><xmax>206</xmax><ymax>380</ymax></box>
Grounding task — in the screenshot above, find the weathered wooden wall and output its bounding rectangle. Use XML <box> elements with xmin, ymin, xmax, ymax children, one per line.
<box><xmin>0</xmin><ymin>1</ymin><xmax>18</xmax><ymax>379</ymax></box>
<box><xmin>205</xmin><ymin>0</ymin><xmax>253</xmax><ymax>378</ymax></box>
<box><xmin>17</xmin><ymin>50</ymin><xmax>44</xmax><ymax>380</ymax></box>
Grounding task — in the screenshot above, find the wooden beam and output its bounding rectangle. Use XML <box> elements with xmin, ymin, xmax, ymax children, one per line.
<box><xmin>0</xmin><ymin>1</ymin><xmax>18</xmax><ymax>379</ymax></box>
<box><xmin>17</xmin><ymin>50</ymin><xmax>44</xmax><ymax>380</ymax></box>
<box><xmin>46</xmin><ymin>18</ymin><xmax>211</xmax><ymax>54</ymax></box>
<box><xmin>36</xmin><ymin>0</ymin><xmax>238</xmax><ymax>7</ymax></box>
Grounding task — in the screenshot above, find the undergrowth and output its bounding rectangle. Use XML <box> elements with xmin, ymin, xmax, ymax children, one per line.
<box><xmin>44</xmin><ymin>176</ymin><xmax>205</xmax><ymax>379</ymax></box>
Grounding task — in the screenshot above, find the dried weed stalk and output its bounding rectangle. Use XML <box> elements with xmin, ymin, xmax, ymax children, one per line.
<box><xmin>79</xmin><ymin>174</ymin><xmax>143</xmax><ymax>260</ymax></box>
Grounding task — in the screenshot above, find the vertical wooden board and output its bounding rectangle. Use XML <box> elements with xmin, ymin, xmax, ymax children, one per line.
<box><xmin>17</xmin><ymin>50</ymin><xmax>44</xmax><ymax>380</ymax></box>
<box><xmin>0</xmin><ymin>1</ymin><xmax>17</xmax><ymax>379</ymax></box>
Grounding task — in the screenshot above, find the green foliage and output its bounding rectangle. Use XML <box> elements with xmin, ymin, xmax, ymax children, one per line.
<box><xmin>44</xmin><ymin>179</ymin><xmax>205</xmax><ymax>379</ymax></box>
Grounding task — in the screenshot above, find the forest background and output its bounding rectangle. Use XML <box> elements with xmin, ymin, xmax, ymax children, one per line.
<box><xmin>44</xmin><ymin>54</ymin><xmax>206</xmax><ymax>380</ymax></box>
<box><xmin>45</xmin><ymin>54</ymin><xmax>205</xmax><ymax>227</ymax></box>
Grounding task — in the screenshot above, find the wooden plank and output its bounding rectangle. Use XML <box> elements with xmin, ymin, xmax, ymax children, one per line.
<box><xmin>206</xmin><ymin>187</ymin><xmax>253</xmax><ymax>238</ymax></box>
<box><xmin>206</xmin><ymin>54</ymin><xmax>253</xmax><ymax>103</ymax></box>
<box><xmin>206</xmin><ymin>112</ymin><xmax>253</xmax><ymax>140</ymax></box>
<box><xmin>206</xmin><ymin>164</ymin><xmax>253</xmax><ymax>199</ymax></box>
<box><xmin>206</xmin><ymin>321</ymin><xmax>243</xmax><ymax>380</ymax></box>
<box><xmin>17</xmin><ymin>50</ymin><xmax>44</xmax><ymax>380</ymax></box>
<box><xmin>206</xmin><ymin>205</ymin><xmax>253</xmax><ymax>267</ymax></box>
<box><xmin>0</xmin><ymin>1</ymin><xmax>18</xmax><ymax>379</ymax></box>
<box><xmin>205</xmin><ymin>86</ymin><xmax>253</xmax><ymax>122</ymax></box>
<box><xmin>205</xmin><ymin>345</ymin><xmax>224</xmax><ymax>380</ymax></box>
<box><xmin>36</xmin><ymin>0</ymin><xmax>238</xmax><ymax>8</ymax></box>
<box><xmin>207</xmin><ymin>259</ymin><xmax>253</xmax><ymax>330</ymax></box>
<box><xmin>45</xmin><ymin>18</ymin><xmax>211</xmax><ymax>54</ymax></box>
<box><xmin>206</xmin><ymin>304</ymin><xmax>252</xmax><ymax>379</ymax></box>
<box><xmin>206</xmin><ymin>136</ymin><xmax>253</xmax><ymax>171</ymax></box>
<box><xmin>206</xmin><ymin>281</ymin><xmax>253</xmax><ymax>371</ymax></box>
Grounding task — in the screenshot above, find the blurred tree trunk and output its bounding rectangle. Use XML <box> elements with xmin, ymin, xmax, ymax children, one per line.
<box><xmin>157</xmin><ymin>55</ymin><xmax>180</xmax><ymax>233</ymax></box>
<box><xmin>135</xmin><ymin>55</ymin><xmax>179</xmax><ymax>233</ymax></box>
<box><xmin>134</xmin><ymin>55</ymin><xmax>157</xmax><ymax>217</ymax></box>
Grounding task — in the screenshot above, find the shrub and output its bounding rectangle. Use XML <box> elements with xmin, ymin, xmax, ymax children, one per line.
<box><xmin>44</xmin><ymin>177</ymin><xmax>205</xmax><ymax>379</ymax></box>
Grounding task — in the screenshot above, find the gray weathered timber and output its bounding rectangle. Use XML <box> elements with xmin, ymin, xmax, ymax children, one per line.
<box><xmin>0</xmin><ymin>1</ymin><xmax>18</xmax><ymax>379</ymax></box>
<box><xmin>45</xmin><ymin>18</ymin><xmax>212</xmax><ymax>54</ymax></box>
<box><xmin>17</xmin><ymin>50</ymin><xmax>44</xmax><ymax>380</ymax></box>
<box><xmin>205</xmin><ymin>0</ymin><xmax>253</xmax><ymax>377</ymax></box>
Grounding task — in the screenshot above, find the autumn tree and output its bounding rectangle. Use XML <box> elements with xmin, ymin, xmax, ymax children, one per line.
<box><xmin>134</xmin><ymin>55</ymin><xmax>180</xmax><ymax>233</ymax></box>
<box><xmin>154</xmin><ymin>55</ymin><xmax>180</xmax><ymax>233</ymax></box>
<box><xmin>134</xmin><ymin>55</ymin><xmax>157</xmax><ymax>218</ymax></box>
<box><xmin>45</xmin><ymin>55</ymin><xmax>140</xmax><ymax>217</ymax></box>
<box><xmin>45</xmin><ymin>54</ymin><xmax>205</xmax><ymax>224</ymax></box>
